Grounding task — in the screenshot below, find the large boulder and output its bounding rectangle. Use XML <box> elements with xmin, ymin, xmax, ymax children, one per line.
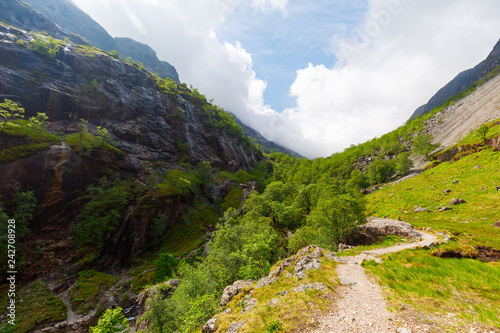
<box><xmin>361</xmin><ymin>218</ymin><xmax>422</xmax><ymax>240</ymax></box>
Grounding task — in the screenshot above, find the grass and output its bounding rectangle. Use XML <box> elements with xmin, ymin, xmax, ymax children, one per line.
<box><xmin>458</xmin><ymin>119</ymin><xmax>500</xmax><ymax>145</ymax></box>
<box><xmin>365</xmin><ymin>144</ymin><xmax>500</xmax><ymax>328</ymax></box>
<box><xmin>160</xmin><ymin>202</ymin><xmax>219</xmax><ymax>257</ymax></box>
<box><xmin>363</xmin><ymin>250</ymin><xmax>500</xmax><ymax>327</ymax></box>
<box><xmin>221</xmin><ymin>186</ymin><xmax>244</xmax><ymax>212</ymax></box>
<box><xmin>336</xmin><ymin>235</ymin><xmax>409</xmax><ymax>257</ymax></box>
<box><xmin>64</xmin><ymin>132</ymin><xmax>123</xmax><ymax>155</ymax></box>
<box><xmin>130</xmin><ymin>202</ymin><xmax>219</xmax><ymax>293</ymax></box>
<box><xmin>211</xmin><ymin>252</ymin><xmax>339</xmax><ymax>333</ymax></box>
<box><xmin>0</xmin><ymin>120</ymin><xmax>61</xmax><ymax>163</ymax></box>
<box><xmin>3</xmin><ymin>280</ymin><xmax>66</xmax><ymax>333</ymax></box>
<box><xmin>69</xmin><ymin>270</ymin><xmax>118</xmax><ymax>315</ymax></box>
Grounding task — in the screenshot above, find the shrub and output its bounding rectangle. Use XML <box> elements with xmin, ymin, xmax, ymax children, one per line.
<box><xmin>0</xmin><ymin>99</ymin><xmax>25</xmax><ymax>131</ymax></box>
<box><xmin>476</xmin><ymin>124</ymin><xmax>489</xmax><ymax>141</ymax></box>
<box><xmin>74</xmin><ymin>178</ymin><xmax>128</xmax><ymax>262</ymax></box>
<box><xmin>412</xmin><ymin>134</ymin><xmax>440</xmax><ymax>159</ymax></box>
<box><xmin>90</xmin><ymin>307</ymin><xmax>129</xmax><ymax>333</ymax></box>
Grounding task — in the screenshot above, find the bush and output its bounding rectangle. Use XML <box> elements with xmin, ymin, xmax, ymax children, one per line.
<box><xmin>90</xmin><ymin>307</ymin><xmax>129</xmax><ymax>333</ymax></box>
<box><xmin>155</xmin><ymin>253</ymin><xmax>178</xmax><ymax>282</ymax></box>
<box><xmin>476</xmin><ymin>124</ymin><xmax>489</xmax><ymax>141</ymax></box>
<box><xmin>29</xmin><ymin>34</ymin><xmax>63</xmax><ymax>59</ymax></box>
<box><xmin>74</xmin><ymin>178</ymin><xmax>128</xmax><ymax>262</ymax></box>
<box><xmin>412</xmin><ymin>134</ymin><xmax>440</xmax><ymax>159</ymax></box>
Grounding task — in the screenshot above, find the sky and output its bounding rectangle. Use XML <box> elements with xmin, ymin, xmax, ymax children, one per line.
<box><xmin>71</xmin><ymin>0</ymin><xmax>500</xmax><ymax>158</ymax></box>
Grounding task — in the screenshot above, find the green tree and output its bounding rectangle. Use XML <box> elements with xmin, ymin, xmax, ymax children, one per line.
<box><xmin>90</xmin><ymin>307</ymin><xmax>129</xmax><ymax>333</ymax></box>
<box><xmin>234</xmin><ymin>229</ymin><xmax>277</xmax><ymax>280</ymax></box>
<box><xmin>293</xmin><ymin>194</ymin><xmax>364</xmax><ymax>251</ymax></box>
<box><xmin>29</xmin><ymin>112</ymin><xmax>49</xmax><ymax>134</ymax></box>
<box><xmin>396</xmin><ymin>152</ymin><xmax>414</xmax><ymax>174</ymax></box>
<box><xmin>476</xmin><ymin>124</ymin><xmax>489</xmax><ymax>141</ymax></box>
<box><xmin>0</xmin><ymin>99</ymin><xmax>25</xmax><ymax>131</ymax></box>
<box><xmin>155</xmin><ymin>252</ymin><xmax>178</xmax><ymax>282</ymax></box>
<box><xmin>109</xmin><ymin>50</ymin><xmax>120</xmax><ymax>59</ymax></box>
<box><xmin>12</xmin><ymin>183</ymin><xmax>37</xmax><ymax>237</ymax></box>
<box><xmin>94</xmin><ymin>126</ymin><xmax>115</xmax><ymax>148</ymax></box>
<box><xmin>74</xmin><ymin>178</ymin><xmax>128</xmax><ymax>262</ymax></box>
<box><xmin>411</xmin><ymin>134</ymin><xmax>440</xmax><ymax>159</ymax></box>
<box><xmin>77</xmin><ymin>118</ymin><xmax>89</xmax><ymax>149</ymax></box>
<box><xmin>179</xmin><ymin>293</ymin><xmax>220</xmax><ymax>333</ymax></box>
<box><xmin>149</xmin><ymin>214</ymin><xmax>167</xmax><ymax>246</ymax></box>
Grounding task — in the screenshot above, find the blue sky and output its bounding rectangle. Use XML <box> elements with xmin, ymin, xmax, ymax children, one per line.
<box><xmin>217</xmin><ymin>1</ymin><xmax>367</xmax><ymax>111</ymax></box>
<box><xmin>72</xmin><ymin>0</ymin><xmax>500</xmax><ymax>158</ymax></box>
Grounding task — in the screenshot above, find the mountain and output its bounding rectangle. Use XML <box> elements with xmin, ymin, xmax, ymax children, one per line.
<box><xmin>233</xmin><ymin>115</ymin><xmax>304</xmax><ymax>158</ymax></box>
<box><xmin>412</xmin><ymin>38</ymin><xmax>500</xmax><ymax>118</ymax></box>
<box><xmin>20</xmin><ymin>0</ymin><xmax>294</xmax><ymax>156</ymax></box>
<box><xmin>22</xmin><ymin>0</ymin><xmax>180</xmax><ymax>82</ymax></box>
<box><xmin>0</xmin><ymin>0</ymin><xmax>87</xmax><ymax>45</ymax></box>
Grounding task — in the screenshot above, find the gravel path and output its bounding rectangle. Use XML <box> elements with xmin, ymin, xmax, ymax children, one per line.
<box><xmin>311</xmin><ymin>229</ymin><xmax>439</xmax><ymax>333</ymax></box>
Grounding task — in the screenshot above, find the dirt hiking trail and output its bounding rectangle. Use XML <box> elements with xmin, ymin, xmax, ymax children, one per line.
<box><xmin>309</xmin><ymin>227</ymin><xmax>439</xmax><ymax>333</ymax></box>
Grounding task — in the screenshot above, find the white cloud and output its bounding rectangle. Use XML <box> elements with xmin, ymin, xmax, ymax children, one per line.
<box><xmin>273</xmin><ymin>0</ymin><xmax>500</xmax><ymax>157</ymax></box>
<box><xmin>72</xmin><ymin>0</ymin><xmax>500</xmax><ymax>158</ymax></box>
<box><xmin>252</xmin><ymin>0</ymin><xmax>288</xmax><ymax>13</ymax></box>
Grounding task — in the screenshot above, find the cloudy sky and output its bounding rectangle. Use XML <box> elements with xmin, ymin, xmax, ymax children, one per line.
<box><xmin>72</xmin><ymin>0</ymin><xmax>500</xmax><ymax>158</ymax></box>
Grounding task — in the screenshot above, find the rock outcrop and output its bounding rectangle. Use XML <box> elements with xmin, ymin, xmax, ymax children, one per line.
<box><xmin>360</xmin><ymin>218</ymin><xmax>422</xmax><ymax>240</ymax></box>
<box><xmin>411</xmin><ymin>38</ymin><xmax>500</xmax><ymax>118</ymax></box>
<box><xmin>220</xmin><ymin>280</ymin><xmax>254</xmax><ymax>307</ymax></box>
<box><xmin>0</xmin><ymin>23</ymin><xmax>263</xmax><ymax>276</ymax></box>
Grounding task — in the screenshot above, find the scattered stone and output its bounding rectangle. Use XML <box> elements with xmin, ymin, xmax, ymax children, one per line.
<box><xmin>202</xmin><ymin>242</ymin><xmax>210</xmax><ymax>258</ymax></box>
<box><xmin>496</xmin><ymin>186</ymin><xmax>500</xmax><ymax>191</ymax></box>
<box><xmin>223</xmin><ymin>308</ymin><xmax>232</xmax><ymax>314</ymax></box>
<box><xmin>339</xmin><ymin>277</ymin><xmax>357</xmax><ymax>286</ymax></box>
<box><xmin>241</xmin><ymin>298</ymin><xmax>257</xmax><ymax>313</ymax></box>
<box><xmin>452</xmin><ymin>180</ymin><xmax>459</xmax><ymax>184</ymax></box>
<box><xmin>439</xmin><ymin>206</ymin><xmax>453</xmax><ymax>212</ymax></box>
<box><xmin>55</xmin><ymin>321</ymin><xmax>67</xmax><ymax>329</ymax></box>
<box><xmin>226</xmin><ymin>321</ymin><xmax>247</xmax><ymax>333</ymax></box>
<box><xmin>293</xmin><ymin>283</ymin><xmax>327</xmax><ymax>293</ymax></box>
<box><xmin>449</xmin><ymin>198</ymin><xmax>466</xmax><ymax>206</ymax></box>
<box><xmin>398</xmin><ymin>328</ymin><xmax>412</xmax><ymax>333</ymax></box>
<box><xmin>422</xmin><ymin>242</ymin><xmax>436</xmax><ymax>249</ymax></box>
<box><xmin>338</xmin><ymin>243</ymin><xmax>354</xmax><ymax>252</ymax></box>
<box><xmin>414</xmin><ymin>206</ymin><xmax>430</xmax><ymax>213</ymax></box>
<box><xmin>407</xmin><ymin>187</ymin><xmax>414</xmax><ymax>190</ymax></box>
<box><xmin>325</xmin><ymin>252</ymin><xmax>337</xmax><ymax>260</ymax></box>
<box><xmin>443</xmin><ymin>189</ymin><xmax>451</xmax><ymax>194</ymax></box>
<box><xmin>280</xmin><ymin>290</ymin><xmax>288</xmax><ymax>297</ymax></box>
<box><xmin>473</xmin><ymin>165</ymin><xmax>480</xmax><ymax>170</ymax></box>
<box><xmin>493</xmin><ymin>221</ymin><xmax>500</xmax><ymax>228</ymax></box>
<box><xmin>202</xmin><ymin>318</ymin><xmax>217</xmax><ymax>333</ymax></box>
<box><xmin>220</xmin><ymin>280</ymin><xmax>254</xmax><ymax>307</ymax></box>
<box><xmin>268</xmin><ymin>298</ymin><xmax>280</xmax><ymax>307</ymax></box>
<box><xmin>295</xmin><ymin>254</ymin><xmax>321</xmax><ymax>274</ymax></box>
<box><xmin>166</xmin><ymin>279</ymin><xmax>181</xmax><ymax>287</ymax></box>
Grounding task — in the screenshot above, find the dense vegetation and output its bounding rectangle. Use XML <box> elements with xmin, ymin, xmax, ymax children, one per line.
<box><xmin>4</xmin><ymin>23</ymin><xmax>500</xmax><ymax>332</ymax></box>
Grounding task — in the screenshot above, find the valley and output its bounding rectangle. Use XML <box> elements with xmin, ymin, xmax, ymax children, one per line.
<box><xmin>0</xmin><ymin>1</ymin><xmax>499</xmax><ymax>333</ymax></box>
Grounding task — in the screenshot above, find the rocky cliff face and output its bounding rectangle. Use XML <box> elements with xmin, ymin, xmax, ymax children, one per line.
<box><xmin>0</xmin><ymin>23</ymin><xmax>262</xmax><ymax>275</ymax></box>
<box><xmin>0</xmin><ymin>0</ymin><xmax>87</xmax><ymax>45</ymax></box>
<box><xmin>412</xmin><ymin>38</ymin><xmax>500</xmax><ymax>118</ymax></box>
<box><xmin>23</xmin><ymin>0</ymin><xmax>180</xmax><ymax>82</ymax></box>
<box><xmin>0</xmin><ymin>24</ymin><xmax>260</xmax><ymax>169</ymax></box>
